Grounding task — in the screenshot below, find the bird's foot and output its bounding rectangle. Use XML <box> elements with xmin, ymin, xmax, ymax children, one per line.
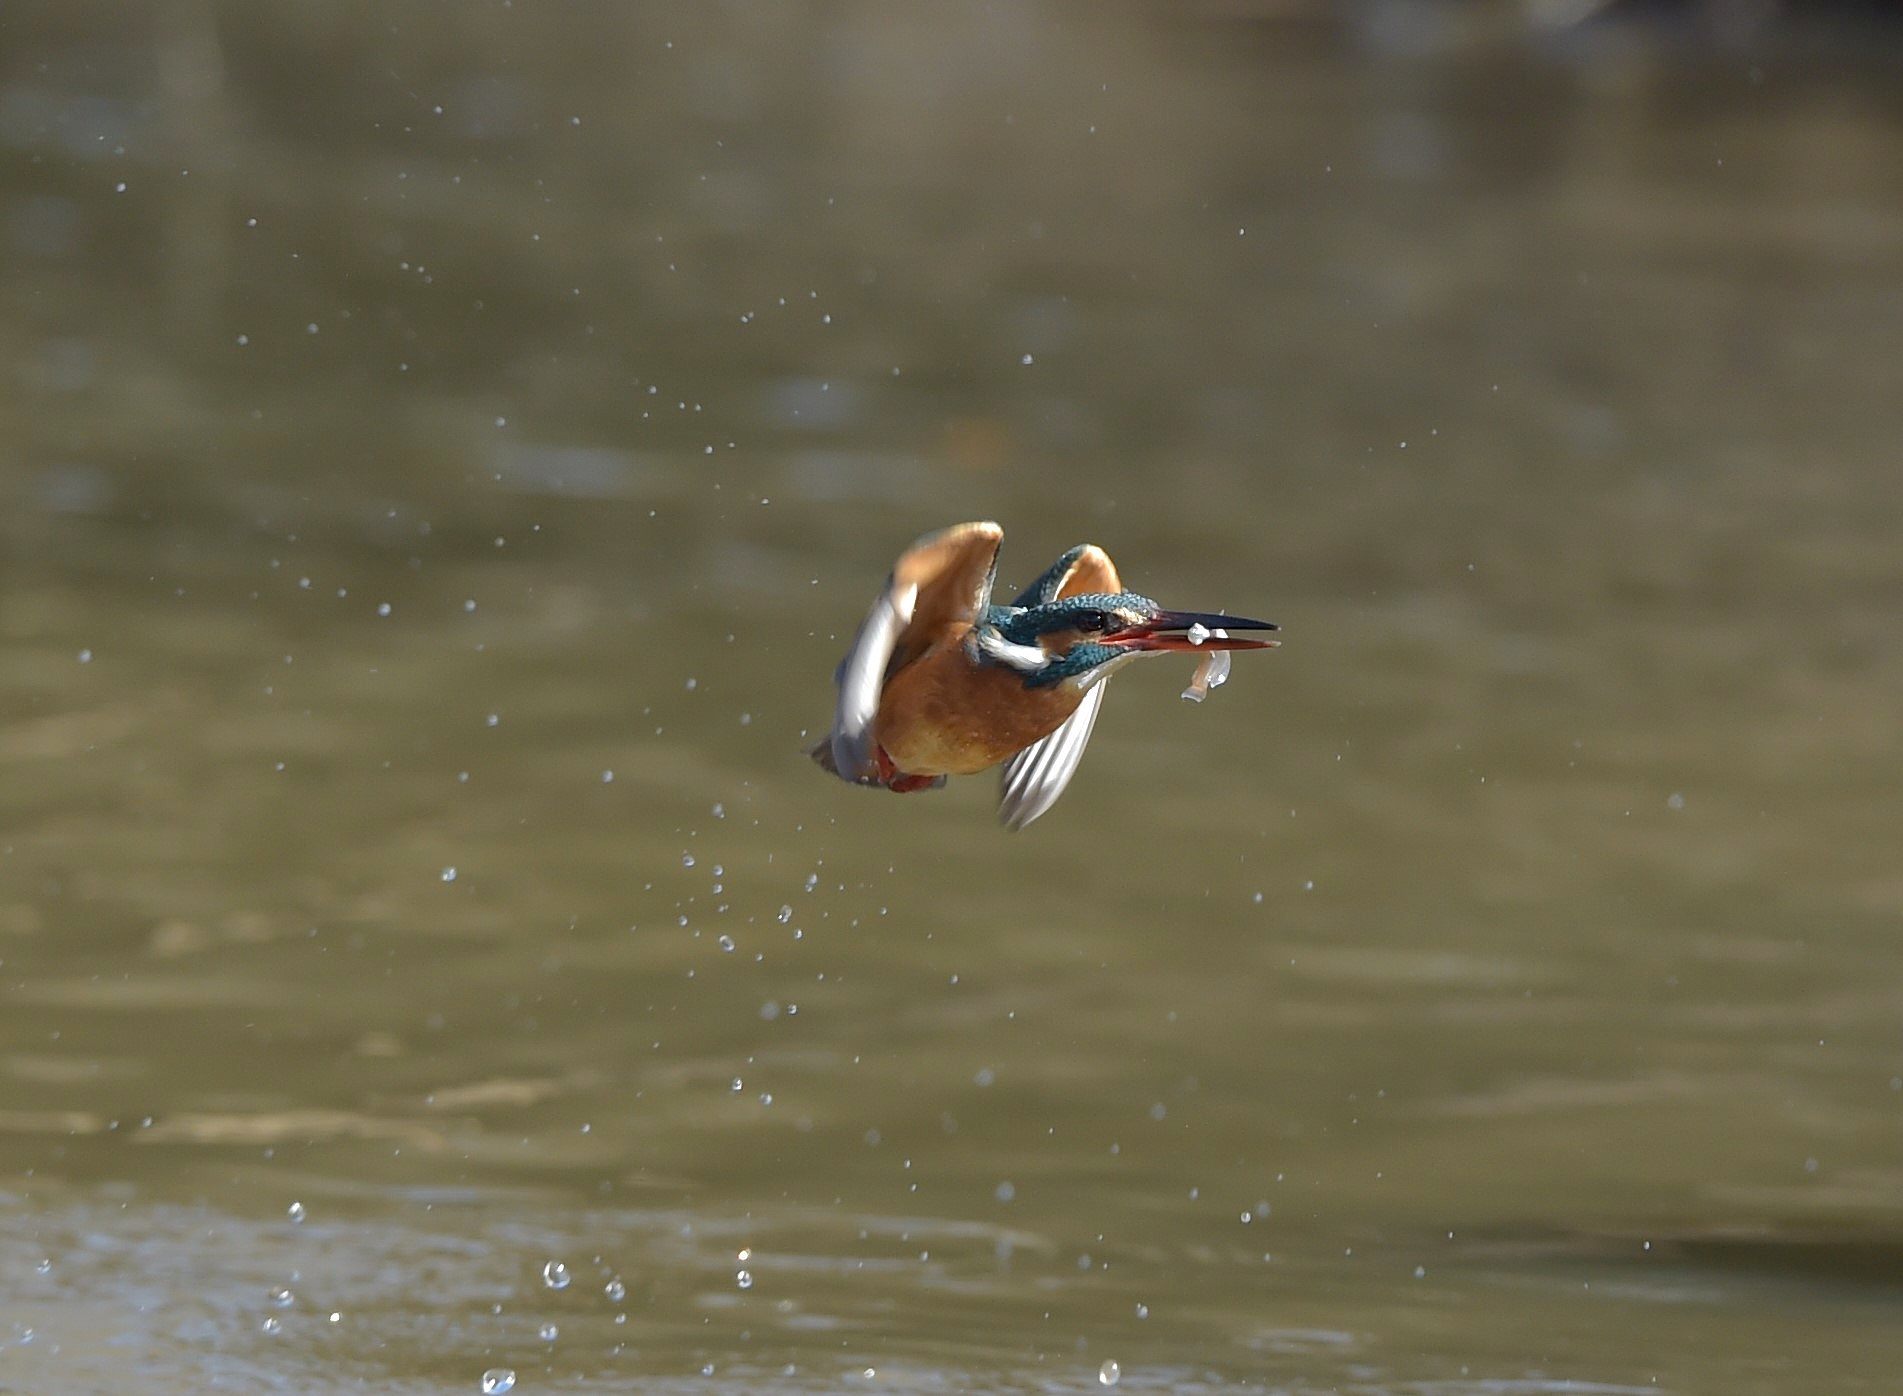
<box><xmin>874</xmin><ymin>745</ymin><xmax>945</xmax><ymax>794</ymax></box>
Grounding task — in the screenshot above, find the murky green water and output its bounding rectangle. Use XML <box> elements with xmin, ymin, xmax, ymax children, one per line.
<box><xmin>4</xmin><ymin>3</ymin><xmax>1902</xmax><ymax>1391</ymax></box>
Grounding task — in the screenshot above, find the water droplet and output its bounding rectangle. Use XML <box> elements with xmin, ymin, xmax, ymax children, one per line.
<box><xmin>541</xmin><ymin>1259</ymin><xmax>571</xmax><ymax>1290</ymax></box>
<box><xmin>804</xmin><ymin>873</ymin><xmax>819</xmax><ymax>891</ymax></box>
<box><xmin>328</xmin><ymin>1311</ymin><xmax>341</xmax><ymax>1323</ymax></box>
<box><xmin>604</xmin><ymin>1278</ymin><xmax>626</xmax><ymax>1303</ymax></box>
<box><xmin>441</xmin><ymin>866</ymin><xmax>458</xmax><ymax>883</ymax></box>
<box><xmin>77</xmin><ymin>649</ymin><xmax>92</xmax><ymax>664</ymax></box>
<box><xmin>1020</xmin><ymin>353</ymin><xmax>1035</xmax><ymax>365</ymax></box>
<box><xmin>736</xmin><ymin>1269</ymin><xmax>753</xmax><ymax>1289</ymax></box>
<box><xmin>994</xmin><ymin>1180</ymin><xmax>1016</xmax><ymax>1203</ymax></box>
<box><xmin>682</xmin><ymin>853</ymin><xmax>696</xmax><ymax>868</ymax></box>
<box><xmin>1135</xmin><ymin>1302</ymin><xmax>1149</xmax><ymax>1319</ymax></box>
<box><xmin>730</xmin><ymin>1077</ymin><xmax>744</xmax><ymax>1092</ymax></box>
<box><xmin>539</xmin><ymin>1321</ymin><xmax>559</xmax><ymax>1341</ymax></box>
<box><xmin>34</xmin><ymin>1258</ymin><xmax>51</xmax><ymax>1276</ymax></box>
<box><xmin>717</xmin><ymin>934</ymin><xmax>735</xmax><ymax>953</ymax></box>
<box><xmin>777</xmin><ymin>905</ymin><xmax>792</xmax><ymax>924</ymax></box>
<box><xmin>261</xmin><ymin>1316</ymin><xmax>282</xmax><ymax>1335</ymax></box>
<box><xmin>287</xmin><ymin>1201</ymin><xmax>306</xmax><ymax>1223</ymax></box>
<box><xmin>1098</xmin><ymin>1359</ymin><xmax>1121</xmax><ymax>1386</ymax></box>
<box><xmin>1667</xmin><ymin>791</ymin><xmax>1686</xmax><ymax>810</ymax></box>
<box><xmin>268</xmin><ymin>1285</ymin><xmax>294</xmax><ymax>1308</ymax></box>
<box><xmin>376</xmin><ymin>602</ymin><xmax>392</xmax><ymax>617</ymax></box>
<box><xmin>480</xmin><ymin>1370</ymin><xmax>516</xmax><ymax>1395</ymax></box>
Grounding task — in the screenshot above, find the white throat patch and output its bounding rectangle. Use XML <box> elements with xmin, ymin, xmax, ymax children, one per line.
<box><xmin>972</xmin><ymin>628</ymin><xmax>1051</xmax><ymax>675</ymax></box>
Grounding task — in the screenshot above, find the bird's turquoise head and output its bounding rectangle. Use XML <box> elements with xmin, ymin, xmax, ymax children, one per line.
<box><xmin>989</xmin><ymin>593</ymin><xmax>1279</xmax><ymax>689</ymax></box>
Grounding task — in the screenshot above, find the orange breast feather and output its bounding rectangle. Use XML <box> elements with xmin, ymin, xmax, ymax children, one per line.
<box><xmin>873</xmin><ymin>632</ymin><xmax>1081</xmax><ymax>776</ymax></box>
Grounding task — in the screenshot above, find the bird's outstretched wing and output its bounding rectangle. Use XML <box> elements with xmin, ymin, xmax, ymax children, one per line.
<box><xmin>823</xmin><ymin>521</ymin><xmax>1003</xmax><ymax>783</ymax></box>
<box><xmin>996</xmin><ymin>540</ymin><xmax>1124</xmax><ymax>828</ymax></box>
<box><xmin>997</xmin><ymin>674</ymin><xmax>1108</xmax><ymax>830</ymax></box>
<box><xmin>1010</xmin><ymin>542</ymin><xmax>1122</xmax><ymax>607</ymax></box>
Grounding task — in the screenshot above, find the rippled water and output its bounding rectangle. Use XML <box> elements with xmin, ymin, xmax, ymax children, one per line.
<box><xmin>4</xmin><ymin>3</ymin><xmax>1903</xmax><ymax>1392</ymax></box>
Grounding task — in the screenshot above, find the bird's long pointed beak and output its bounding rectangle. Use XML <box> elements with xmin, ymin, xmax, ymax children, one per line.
<box><xmin>1109</xmin><ymin>610</ymin><xmax>1280</xmax><ymax>652</ymax></box>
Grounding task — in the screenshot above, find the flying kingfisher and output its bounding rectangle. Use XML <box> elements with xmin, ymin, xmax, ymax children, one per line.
<box><xmin>812</xmin><ymin>521</ymin><xmax>1278</xmax><ymax>829</ymax></box>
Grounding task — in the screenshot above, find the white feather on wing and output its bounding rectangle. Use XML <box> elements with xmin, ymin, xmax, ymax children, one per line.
<box><xmin>997</xmin><ymin>676</ymin><xmax>1110</xmax><ymax>830</ymax></box>
<box><xmin>826</xmin><ymin>579</ymin><xmax>915</xmax><ymax>784</ymax></box>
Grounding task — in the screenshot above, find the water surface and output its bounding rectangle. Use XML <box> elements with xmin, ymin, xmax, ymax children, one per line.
<box><xmin>3</xmin><ymin>3</ymin><xmax>1903</xmax><ymax>1392</ymax></box>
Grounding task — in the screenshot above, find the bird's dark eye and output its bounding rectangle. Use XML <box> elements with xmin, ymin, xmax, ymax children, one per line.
<box><xmin>1077</xmin><ymin>610</ymin><xmax>1108</xmax><ymax>632</ymax></box>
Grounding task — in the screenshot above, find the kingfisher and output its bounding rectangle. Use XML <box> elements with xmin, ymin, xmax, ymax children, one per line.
<box><xmin>812</xmin><ymin>521</ymin><xmax>1278</xmax><ymax>829</ymax></box>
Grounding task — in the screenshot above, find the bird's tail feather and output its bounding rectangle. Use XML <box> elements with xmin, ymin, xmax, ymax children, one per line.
<box><xmin>808</xmin><ymin>737</ymin><xmax>841</xmax><ymax>776</ymax></box>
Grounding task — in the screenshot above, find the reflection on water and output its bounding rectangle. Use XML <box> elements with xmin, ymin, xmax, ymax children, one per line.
<box><xmin>4</xmin><ymin>2</ymin><xmax>1903</xmax><ymax>1391</ymax></box>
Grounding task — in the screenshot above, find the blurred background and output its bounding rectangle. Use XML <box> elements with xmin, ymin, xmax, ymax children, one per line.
<box><xmin>2</xmin><ymin>1</ymin><xmax>1901</xmax><ymax>1391</ymax></box>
